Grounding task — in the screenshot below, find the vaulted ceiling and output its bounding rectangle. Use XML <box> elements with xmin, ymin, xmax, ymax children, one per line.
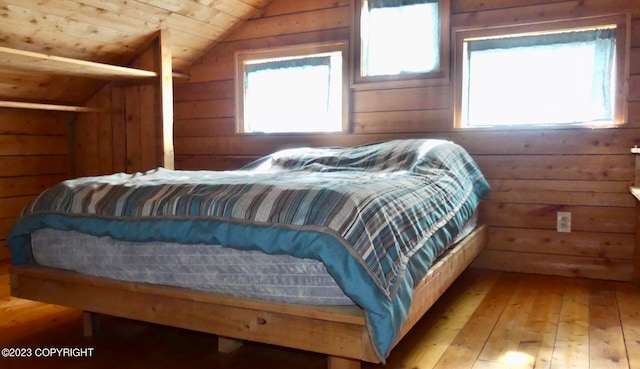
<box><xmin>0</xmin><ymin>0</ymin><xmax>274</xmax><ymax>105</ymax></box>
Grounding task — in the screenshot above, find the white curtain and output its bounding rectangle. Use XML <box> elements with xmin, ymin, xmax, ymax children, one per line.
<box><xmin>361</xmin><ymin>0</ymin><xmax>440</xmax><ymax>76</ymax></box>
<box><xmin>464</xmin><ymin>28</ymin><xmax>616</xmax><ymax>126</ymax></box>
<box><xmin>244</xmin><ymin>55</ymin><xmax>341</xmax><ymax>133</ymax></box>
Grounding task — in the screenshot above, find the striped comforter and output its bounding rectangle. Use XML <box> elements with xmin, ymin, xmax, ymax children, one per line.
<box><xmin>8</xmin><ymin>139</ymin><xmax>490</xmax><ymax>361</ymax></box>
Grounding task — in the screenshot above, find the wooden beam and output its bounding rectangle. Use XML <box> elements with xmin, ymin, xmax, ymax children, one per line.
<box><xmin>157</xmin><ymin>29</ymin><xmax>176</xmax><ymax>170</ymax></box>
<box><xmin>0</xmin><ymin>45</ymin><xmax>157</xmax><ymax>80</ymax></box>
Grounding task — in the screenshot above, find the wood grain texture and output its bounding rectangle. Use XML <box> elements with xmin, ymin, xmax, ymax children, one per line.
<box><xmin>550</xmin><ymin>278</ymin><xmax>590</xmax><ymax>369</ymax></box>
<box><xmin>588</xmin><ymin>281</ymin><xmax>629</xmax><ymax>369</ymax></box>
<box><xmin>432</xmin><ymin>272</ymin><xmax>519</xmax><ymax>369</ymax></box>
<box><xmin>475</xmin><ymin>275</ymin><xmax>540</xmax><ymax>366</ymax></box>
<box><xmin>0</xmin><ymin>109</ymin><xmax>69</xmax><ymax>261</ymax></box>
<box><xmin>3</xmin><ymin>263</ymin><xmax>640</xmax><ymax>369</ymax></box>
<box><xmin>487</xmin><ymin>227</ymin><xmax>634</xmax><ymax>259</ymax></box>
<box><xmin>473</xmin><ymin>250</ymin><xmax>634</xmax><ymax>281</ymax></box>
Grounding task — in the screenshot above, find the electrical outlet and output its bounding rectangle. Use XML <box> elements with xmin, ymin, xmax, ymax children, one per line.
<box><xmin>557</xmin><ymin>212</ymin><xmax>571</xmax><ymax>233</ymax></box>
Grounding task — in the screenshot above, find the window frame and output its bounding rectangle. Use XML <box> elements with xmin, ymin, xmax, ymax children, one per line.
<box><xmin>453</xmin><ymin>14</ymin><xmax>629</xmax><ymax>129</ymax></box>
<box><xmin>235</xmin><ymin>41</ymin><xmax>350</xmax><ymax>134</ymax></box>
<box><xmin>352</xmin><ymin>0</ymin><xmax>451</xmax><ymax>90</ymax></box>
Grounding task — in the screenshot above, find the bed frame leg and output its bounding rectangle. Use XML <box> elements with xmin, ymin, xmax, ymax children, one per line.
<box><xmin>82</xmin><ymin>311</ymin><xmax>99</xmax><ymax>337</ymax></box>
<box><xmin>327</xmin><ymin>356</ymin><xmax>360</xmax><ymax>369</ymax></box>
<box><xmin>218</xmin><ymin>336</ymin><xmax>244</xmax><ymax>353</ymax></box>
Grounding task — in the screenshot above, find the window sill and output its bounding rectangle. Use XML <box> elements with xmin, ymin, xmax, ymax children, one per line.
<box><xmin>351</xmin><ymin>72</ymin><xmax>449</xmax><ymax>91</ymax></box>
<box><xmin>453</xmin><ymin>121</ymin><xmax>625</xmax><ymax>130</ymax></box>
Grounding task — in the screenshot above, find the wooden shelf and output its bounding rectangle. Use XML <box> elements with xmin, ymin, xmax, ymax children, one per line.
<box><xmin>0</xmin><ymin>41</ymin><xmax>188</xmax><ymax>113</ymax></box>
<box><xmin>0</xmin><ymin>46</ymin><xmax>158</xmax><ymax>113</ymax></box>
<box><xmin>0</xmin><ymin>46</ymin><xmax>157</xmax><ymax>80</ymax></box>
<box><xmin>0</xmin><ymin>101</ymin><xmax>116</xmax><ymax>113</ymax></box>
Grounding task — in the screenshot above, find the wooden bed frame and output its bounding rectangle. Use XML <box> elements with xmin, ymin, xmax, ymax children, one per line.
<box><xmin>9</xmin><ymin>225</ymin><xmax>487</xmax><ymax>369</ymax></box>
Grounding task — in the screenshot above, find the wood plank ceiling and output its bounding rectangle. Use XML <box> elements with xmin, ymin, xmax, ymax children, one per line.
<box><xmin>0</xmin><ymin>0</ymin><xmax>274</xmax><ymax>105</ymax></box>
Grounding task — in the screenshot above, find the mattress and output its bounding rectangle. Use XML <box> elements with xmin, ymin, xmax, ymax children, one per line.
<box><xmin>30</xmin><ymin>213</ymin><xmax>477</xmax><ymax>306</ymax></box>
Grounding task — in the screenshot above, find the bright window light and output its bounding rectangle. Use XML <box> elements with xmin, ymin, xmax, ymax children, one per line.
<box><xmin>360</xmin><ymin>0</ymin><xmax>440</xmax><ymax>76</ymax></box>
<box><xmin>243</xmin><ymin>51</ymin><xmax>343</xmax><ymax>133</ymax></box>
<box><xmin>461</xmin><ymin>27</ymin><xmax>616</xmax><ymax>127</ymax></box>
<box><xmin>501</xmin><ymin>351</ymin><xmax>534</xmax><ymax>366</ymax></box>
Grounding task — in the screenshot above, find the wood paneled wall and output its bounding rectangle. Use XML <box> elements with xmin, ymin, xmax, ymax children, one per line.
<box><xmin>173</xmin><ymin>0</ymin><xmax>640</xmax><ymax>281</ymax></box>
<box><xmin>72</xmin><ymin>85</ymin><xmax>127</xmax><ymax>177</ymax></box>
<box><xmin>72</xmin><ymin>32</ymin><xmax>175</xmax><ymax>178</ymax></box>
<box><xmin>0</xmin><ymin>109</ymin><xmax>69</xmax><ymax>260</ymax></box>
<box><xmin>71</xmin><ymin>77</ymin><xmax>161</xmax><ymax>177</ymax></box>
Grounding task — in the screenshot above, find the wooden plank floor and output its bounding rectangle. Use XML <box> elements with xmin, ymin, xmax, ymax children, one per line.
<box><xmin>1</xmin><ymin>261</ymin><xmax>639</xmax><ymax>369</ymax></box>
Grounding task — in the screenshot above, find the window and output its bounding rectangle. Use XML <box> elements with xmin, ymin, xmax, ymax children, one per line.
<box><xmin>354</xmin><ymin>0</ymin><xmax>450</xmax><ymax>86</ymax></box>
<box><xmin>235</xmin><ymin>42</ymin><xmax>349</xmax><ymax>134</ymax></box>
<box><xmin>454</xmin><ymin>16</ymin><xmax>628</xmax><ymax>128</ymax></box>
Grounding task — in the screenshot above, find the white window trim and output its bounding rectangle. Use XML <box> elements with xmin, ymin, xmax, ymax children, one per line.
<box><xmin>235</xmin><ymin>41</ymin><xmax>350</xmax><ymax>134</ymax></box>
<box><xmin>453</xmin><ymin>14</ymin><xmax>629</xmax><ymax>129</ymax></box>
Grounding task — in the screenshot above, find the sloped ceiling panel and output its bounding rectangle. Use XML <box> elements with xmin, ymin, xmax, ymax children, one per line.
<box><xmin>0</xmin><ymin>0</ymin><xmax>273</xmax><ymax>105</ymax></box>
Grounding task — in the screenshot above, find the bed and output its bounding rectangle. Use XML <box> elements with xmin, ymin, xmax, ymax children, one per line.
<box><xmin>7</xmin><ymin>139</ymin><xmax>490</xmax><ymax>369</ymax></box>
